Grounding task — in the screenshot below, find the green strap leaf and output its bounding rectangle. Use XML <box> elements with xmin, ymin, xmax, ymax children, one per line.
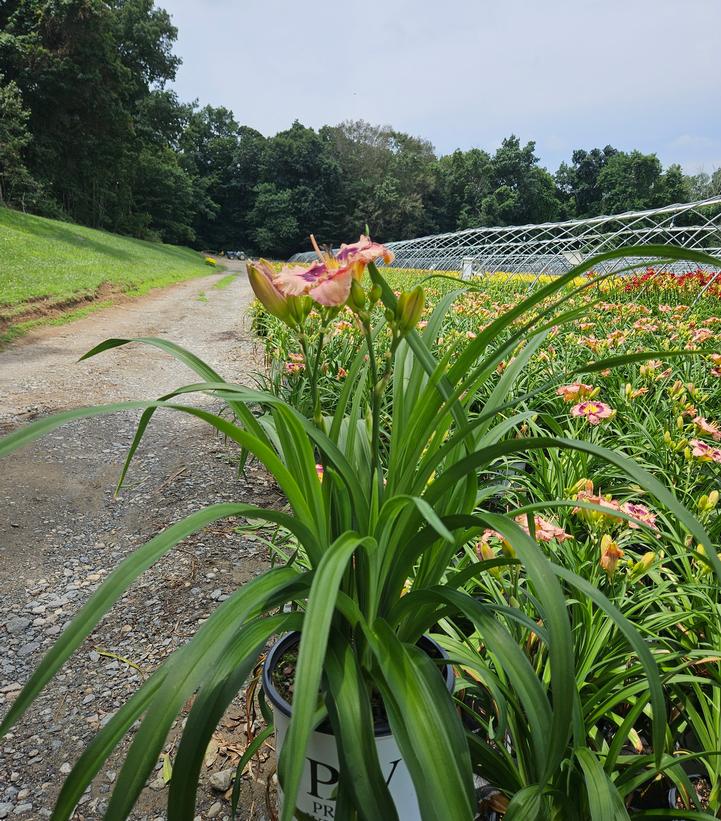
<box><xmin>0</xmin><ymin>503</ymin><xmax>297</xmax><ymax>737</ymax></box>
<box><xmin>104</xmin><ymin>569</ymin><xmax>301</xmax><ymax>819</ymax></box>
<box><xmin>365</xmin><ymin>621</ymin><xmax>475</xmax><ymax>821</ymax></box>
<box><xmin>323</xmin><ymin>634</ymin><xmax>400</xmax><ymax>821</ymax></box>
<box><xmin>278</xmin><ymin>532</ymin><xmax>375</xmax><ymax>821</ymax></box>
<box><xmin>168</xmin><ymin>613</ymin><xmax>302</xmax><ymax>819</ymax></box>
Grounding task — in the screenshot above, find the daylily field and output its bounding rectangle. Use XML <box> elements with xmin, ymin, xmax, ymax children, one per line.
<box><xmin>252</xmin><ymin>265</ymin><xmax>721</xmax><ymax>559</ymax></box>
<box><xmin>249</xmin><ymin>263</ymin><xmax>721</xmax><ymax>807</ymax></box>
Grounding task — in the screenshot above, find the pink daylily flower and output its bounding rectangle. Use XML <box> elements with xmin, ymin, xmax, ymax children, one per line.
<box><xmin>274</xmin><ymin>234</ymin><xmax>394</xmax><ymax>307</ymax></box>
<box><xmin>693</xmin><ymin>416</ymin><xmax>721</xmax><ymax>441</ymax></box>
<box><xmin>571</xmin><ymin>401</ymin><xmax>615</xmax><ymax>425</ymax></box>
<box><xmin>335</xmin><ymin>234</ymin><xmax>395</xmax><ymax>267</ymax></box>
<box><xmin>622</xmin><ymin>502</ymin><xmax>658</xmax><ymax>531</ymax></box>
<box><xmin>514</xmin><ymin>514</ymin><xmax>571</xmax><ymax>543</ymax></box>
<box><xmin>690</xmin><ymin>439</ymin><xmax>721</xmax><ymax>464</ymax></box>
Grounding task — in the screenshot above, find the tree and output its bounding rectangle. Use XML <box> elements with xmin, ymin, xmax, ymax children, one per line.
<box><xmin>598</xmin><ymin>151</ymin><xmax>665</xmax><ymax>213</ymax></box>
<box><xmin>0</xmin><ymin>73</ymin><xmax>39</xmax><ymax>207</ymax></box>
<box><xmin>477</xmin><ymin>136</ymin><xmax>561</xmax><ymax>226</ymax></box>
<box><xmin>249</xmin><ymin>183</ymin><xmax>299</xmax><ymax>257</ymax></box>
<box><xmin>556</xmin><ymin>146</ymin><xmax>618</xmax><ymax>218</ymax></box>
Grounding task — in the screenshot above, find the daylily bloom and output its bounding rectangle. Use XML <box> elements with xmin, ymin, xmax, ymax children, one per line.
<box><xmin>600</xmin><ymin>534</ymin><xmax>624</xmax><ymax>577</ymax></box>
<box><xmin>275</xmin><ymin>234</ymin><xmax>394</xmax><ymax>307</ymax></box>
<box><xmin>622</xmin><ymin>502</ymin><xmax>658</xmax><ymax>531</ymax></box>
<box><xmin>692</xmin><ymin>328</ymin><xmax>714</xmax><ymax>344</ymax></box>
<box><xmin>556</xmin><ymin>383</ymin><xmax>596</xmax><ymax>403</ymax></box>
<box><xmin>689</xmin><ymin>439</ymin><xmax>721</xmax><ymax>464</ymax></box>
<box><xmin>315</xmin><ymin>463</ymin><xmax>324</xmax><ymax>481</ymax></box>
<box><xmin>514</xmin><ymin>514</ymin><xmax>570</xmax><ymax>543</ymax></box>
<box><xmin>573</xmin><ymin>484</ymin><xmax>623</xmax><ymax>524</ymax></box>
<box><xmin>571</xmin><ymin>401</ymin><xmax>615</xmax><ymax>425</ymax></box>
<box><xmin>693</xmin><ymin>416</ymin><xmax>721</xmax><ymax>441</ymax></box>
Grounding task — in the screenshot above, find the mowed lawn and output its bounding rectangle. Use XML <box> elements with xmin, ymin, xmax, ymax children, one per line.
<box><xmin>0</xmin><ymin>207</ymin><xmax>210</xmax><ymax>310</ymax></box>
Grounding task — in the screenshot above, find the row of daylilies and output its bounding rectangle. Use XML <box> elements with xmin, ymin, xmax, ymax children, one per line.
<box><xmin>250</xmin><ymin>256</ymin><xmax>721</xmax><ymax>585</ymax></box>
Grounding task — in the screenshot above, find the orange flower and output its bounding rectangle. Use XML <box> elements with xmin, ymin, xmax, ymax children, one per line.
<box><xmin>600</xmin><ymin>535</ymin><xmax>624</xmax><ymax>576</ymax></box>
<box><xmin>556</xmin><ymin>383</ymin><xmax>596</xmax><ymax>403</ymax></box>
<box><xmin>514</xmin><ymin>514</ymin><xmax>570</xmax><ymax>543</ymax></box>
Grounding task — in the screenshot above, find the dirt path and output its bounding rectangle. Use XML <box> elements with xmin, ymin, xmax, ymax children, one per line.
<box><xmin>0</xmin><ymin>263</ymin><xmax>278</xmax><ymax>820</ymax></box>
<box><xmin>0</xmin><ymin>263</ymin><xmax>256</xmax><ymax>422</ymax></box>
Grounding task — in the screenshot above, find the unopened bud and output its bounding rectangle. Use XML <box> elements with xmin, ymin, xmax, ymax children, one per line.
<box><xmin>396</xmin><ymin>286</ymin><xmax>425</xmax><ymax>334</ymax></box>
<box><xmin>247</xmin><ymin>262</ymin><xmax>291</xmax><ymax>324</ymax></box>
<box><xmin>349</xmin><ymin>279</ymin><xmax>367</xmax><ymax>312</ymax></box>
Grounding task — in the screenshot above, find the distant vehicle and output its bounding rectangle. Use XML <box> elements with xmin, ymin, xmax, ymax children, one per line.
<box><xmin>225</xmin><ymin>250</ymin><xmax>246</xmax><ymax>261</ymax></box>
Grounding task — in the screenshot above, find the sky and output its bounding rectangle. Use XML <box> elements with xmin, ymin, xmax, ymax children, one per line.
<box><xmin>160</xmin><ymin>0</ymin><xmax>721</xmax><ymax>175</ymax></box>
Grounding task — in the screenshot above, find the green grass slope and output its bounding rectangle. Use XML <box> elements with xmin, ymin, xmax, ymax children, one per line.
<box><xmin>0</xmin><ymin>207</ymin><xmax>210</xmax><ymax>310</ymax></box>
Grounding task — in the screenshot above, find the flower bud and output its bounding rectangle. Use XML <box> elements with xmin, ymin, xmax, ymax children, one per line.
<box><xmin>698</xmin><ymin>491</ymin><xmax>719</xmax><ymax>512</ymax></box>
<box><xmin>349</xmin><ymin>279</ymin><xmax>367</xmax><ymax>312</ymax></box>
<box><xmin>600</xmin><ymin>534</ymin><xmax>624</xmax><ymax>577</ymax></box>
<box><xmin>288</xmin><ymin>295</ymin><xmax>313</xmax><ymax>326</ymax></box>
<box><xmin>396</xmin><ymin>286</ymin><xmax>425</xmax><ymax>335</ymax></box>
<box><xmin>369</xmin><ymin>284</ymin><xmax>382</xmax><ymax>304</ymax></box>
<box><xmin>247</xmin><ymin>262</ymin><xmax>291</xmax><ymax>323</ymax></box>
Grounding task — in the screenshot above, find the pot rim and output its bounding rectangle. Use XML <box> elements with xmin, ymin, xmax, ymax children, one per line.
<box><xmin>262</xmin><ymin>631</ymin><xmax>455</xmax><ymax>738</ymax></box>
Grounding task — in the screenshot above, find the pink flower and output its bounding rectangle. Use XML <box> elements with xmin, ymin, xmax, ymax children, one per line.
<box><xmin>315</xmin><ymin>463</ymin><xmax>324</xmax><ymax>481</ymax></box>
<box><xmin>622</xmin><ymin>502</ymin><xmax>658</xmax><ymax>531</ymax></box>
<box><xmin>285</xmin><ymin>362</ymin><xmax>304</xmax><ymax>374</ymax></box>
<box><xmin>571</xmin><ymin>401</ymin><xmax>615</xmax><ymax>425</ymax></box>
<box><xmin>514</xmin><ymin>514</ymin><xmax>570</xmax><ymax>543</ymax></box>
<box><xmin>572</xmin><ymin>482</ymin><xmax>624</xmax><ymax>524</ymax></box>
<box><xmin>693</xmin><ymin>416</ymin><xmax>721</xmax><ymax>441</ymax></box>
<box><xmin>274</xmin><ymin>234</ymin><xmax>394</xmax><ymax>307</ymax></box>
<box><xmin>689</xmin><ymin>439</ymin><xmax>721</xmax><ymax>463</ymax></box>
<box><xmin>335</xmin><ymin>234</ymin><xmax>395</xmax><ymax>267</ymax></box>
<box><xmin>692</xmin><ymin>328</ymin><xmax>714</xmax><ymax>344</ymax></box>
<box><xmin>556</xmin><ymin>383</ymin><xmax>596</xmax><ymax>403</ymax></box>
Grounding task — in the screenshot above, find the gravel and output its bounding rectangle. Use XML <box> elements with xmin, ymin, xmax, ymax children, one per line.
<box><xmin>0</xmin><ymin>267</ymin><xmax>277</xmax><ymax>820</ymax></box>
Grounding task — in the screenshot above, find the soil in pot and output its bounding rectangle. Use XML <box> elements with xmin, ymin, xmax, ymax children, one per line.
<box><xmin>270</xmin><ymin>634</ymin><xmax>450</xmax><ymax>730</ymax></box>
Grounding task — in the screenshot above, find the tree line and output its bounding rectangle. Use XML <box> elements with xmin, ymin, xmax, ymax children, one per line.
<box><xmin>1</xmin><ymin>0</ymin><xmax>720</xmax><ymax>259</ymax></box>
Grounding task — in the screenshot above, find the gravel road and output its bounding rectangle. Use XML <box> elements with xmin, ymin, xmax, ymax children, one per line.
<box><xmin>0</xmin><ymin>264</ymin><xmax>279</xmax><ymax>820</ymax></box>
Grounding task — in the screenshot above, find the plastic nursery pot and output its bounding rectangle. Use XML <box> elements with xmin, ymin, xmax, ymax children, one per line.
<box><xmin>262</xmin><ymin>631</ymin><xmax>455</xmax><ymax>821</ymax></box>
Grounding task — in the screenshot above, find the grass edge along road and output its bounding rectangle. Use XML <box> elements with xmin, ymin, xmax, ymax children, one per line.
<box><xmin>0</xmin><ymin>207</ymin><xmax>217</xmax><ymax>343</ymax></box>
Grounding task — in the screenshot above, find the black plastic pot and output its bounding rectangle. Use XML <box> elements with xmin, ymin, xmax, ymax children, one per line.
<box><xmin>263</xmin><ymin>631</ymin><xmax>455</xmax><ymax>734</ymax></box>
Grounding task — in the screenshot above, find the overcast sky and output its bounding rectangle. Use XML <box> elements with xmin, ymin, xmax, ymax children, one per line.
<box><xmin>160</xmin><ymin>0</ymin><xmax>721</xmax><ymax>174</ymax></box>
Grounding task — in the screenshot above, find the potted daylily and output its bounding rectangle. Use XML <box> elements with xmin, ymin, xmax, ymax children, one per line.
<box><xmin>1</xmin><ymin>237</ymin><xmax>719</xmax><ymax>820</ymax></box>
